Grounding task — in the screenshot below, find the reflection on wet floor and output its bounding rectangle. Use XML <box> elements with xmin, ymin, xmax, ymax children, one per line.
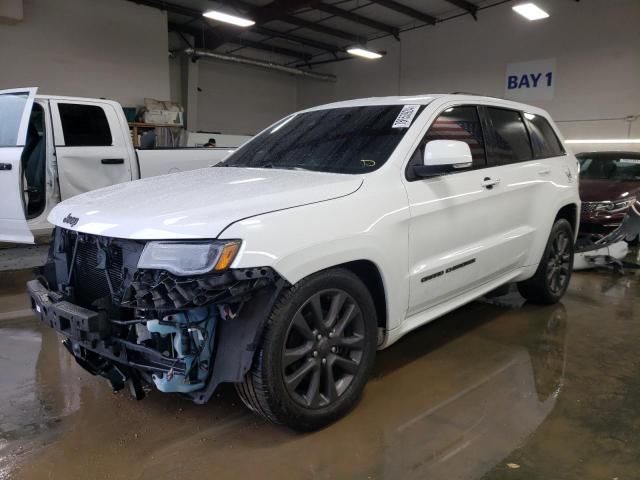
<box><xmin>0</xmin><ymin>261</ymin><xmax>639</xmax><ymax>480</ymax></box>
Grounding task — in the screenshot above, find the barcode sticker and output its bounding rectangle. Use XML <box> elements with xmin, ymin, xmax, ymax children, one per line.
<box><xmin>392</xmin><ymin>105</ymin><xmax>420</xmax><ymax>129</ymax></box>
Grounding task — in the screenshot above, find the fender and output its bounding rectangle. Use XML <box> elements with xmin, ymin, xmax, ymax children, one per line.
<box><xmin>220</xmin><ymin>177</ymin><xmax>412</xmax><ymax>335</ymax></box>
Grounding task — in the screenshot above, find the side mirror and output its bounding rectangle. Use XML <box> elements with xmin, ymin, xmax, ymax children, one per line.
<box><xmin>413</xmin><ymin>140</ymin><xmax>473</xmax><ymax>178</ymax></box>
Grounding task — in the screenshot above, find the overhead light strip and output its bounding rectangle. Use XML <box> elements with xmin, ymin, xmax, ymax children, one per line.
<box><xmin>203</xmin><ymin>10</ymin><xmax>255</xmax><ymax>27</ymax></box>
<box><xmin>347</xmin><ymin>47</ymin><xmax>383</xmax><ymax>59</ymax></box>
<box><xmin>512</xmin><ymin>3</ymin><xmax>549</xmax><ymax>21</ymax></box>
<box><xmin>565</xmin><ymin>139</ymin><xmax>640</xmax><ymax>144</ymax></box>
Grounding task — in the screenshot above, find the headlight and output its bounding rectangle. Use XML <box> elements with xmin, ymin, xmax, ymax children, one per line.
<box><xmin>138</xmin><ymin>240</ymin><xmax>241</xmax><ymax>275</ymax></box>
<box><xmin>596</xmin><ymin>197</ymin><xmax>636</xmax><ymax>213</ymax></box>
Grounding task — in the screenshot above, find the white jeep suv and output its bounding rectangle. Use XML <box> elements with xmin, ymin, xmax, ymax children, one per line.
<box><xmin>28</xmin><ymin>94</ymin><xmax>580</xmax><ymax>430</ymax></box>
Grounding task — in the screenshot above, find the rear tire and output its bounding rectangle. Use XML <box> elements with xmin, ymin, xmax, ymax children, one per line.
<box><xmin>235</xmin><ymin>268</ymin><xmax>378</xmax><ymax>431</ymax></box>
<box><xmin>518</xmin><ymin>219</ymin><xmax>574</xmax><ymax>305</ymax></box>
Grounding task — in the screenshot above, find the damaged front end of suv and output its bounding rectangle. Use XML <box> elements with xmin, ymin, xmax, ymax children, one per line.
<box><xmin>28</xmin><ymin>227</ymin><xmax>284</xmax><ymax>403</ymax></box>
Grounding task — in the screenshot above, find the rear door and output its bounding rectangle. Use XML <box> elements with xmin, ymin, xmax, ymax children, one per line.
<box><xmin>50</xmin><ymin>100</ymin><xmax>132</xmax><ymax>199</ymax></box>
<box><xmin>0</xmin><ymin>87</ymin><xmax>37</xmax><ymax>243</ymax></box>
<box><xmin>478</xmin><ymin>106</ymin><xmax>548</xmax><ymax>274</ymax></box>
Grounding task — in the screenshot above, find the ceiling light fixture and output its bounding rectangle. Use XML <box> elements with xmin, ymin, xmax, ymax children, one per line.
<box><xmin>512</xmin><ymin>3</ymin><xmax>549</xmax><ymax>21</ymax></box>
<box><xmin>203</xmin><ymin>10</ymin><xmax>255</xmax><ymax>27</ymax></box>
<box><xmin>347</xmin><ymin>48</ymin><xmax>383</xmax><ymax>59</ymax></box>
<box><xmin>565</xmin><ymin>139</ymin><xmax>640</xmax><ymax>144</ymax></box>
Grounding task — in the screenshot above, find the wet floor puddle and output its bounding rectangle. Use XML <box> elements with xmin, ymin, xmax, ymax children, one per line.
<box><xmin>0</xmin><ymin>266</ymin><xmax>638</xmax><ymax>479</ymax></box>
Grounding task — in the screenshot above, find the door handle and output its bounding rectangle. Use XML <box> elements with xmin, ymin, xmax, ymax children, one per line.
<box><xmin>0</xmin><ymin>163</ymin><xmax>12</xmax><ymax>171</ymax></box>
<box><xmin>538</xmin><ymin>168</ymin><xmax>552</xmax><ymax>175</ymax></box>
<box><xmin>101</xmin><ymin>158</ymin><xmax>125</xmax><ymax>165</ymax></box>
<box><xmin>481</xmin><ymin>177</ymin><xmax>500</xmax><ymax>189</ymax></box>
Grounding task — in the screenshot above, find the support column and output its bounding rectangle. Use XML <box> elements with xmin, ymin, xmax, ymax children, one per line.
<box><xmin>181</xmin><ymin>55</ymin><xmax>199</xmax><ymax>131</ymax></box>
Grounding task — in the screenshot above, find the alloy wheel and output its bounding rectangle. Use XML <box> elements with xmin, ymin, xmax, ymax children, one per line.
<box><xmin>546</xmin><ymin>230</ymin><xmax>571</xmax><ymax>295</ymax></box>
<box><xmin>282</xmin><ymin>289</ymin><xmax>366</xmax><ymax>408</ymax></box>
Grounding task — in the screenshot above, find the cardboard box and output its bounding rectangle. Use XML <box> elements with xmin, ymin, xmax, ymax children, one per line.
<box><xmin>144</xmin><ymin>109</ymin><xmax>183</xmax><ymax>126</ymax></box>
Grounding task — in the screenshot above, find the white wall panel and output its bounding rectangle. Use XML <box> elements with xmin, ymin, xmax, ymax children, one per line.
<box><xmin>196</xmin><ymin>58</ymin><xmax>297</xmax><ymax>135</ymax></box>
<box><xmin>0</xmin><ymin>0</ymin><xmax>170</xmax><ymax>106</ymax></box>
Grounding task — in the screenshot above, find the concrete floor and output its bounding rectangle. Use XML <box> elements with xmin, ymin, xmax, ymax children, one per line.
<box><xmin>0</xmin><ymin>256</ymin><xmax>639</xmax><ymax>480</ymax></box>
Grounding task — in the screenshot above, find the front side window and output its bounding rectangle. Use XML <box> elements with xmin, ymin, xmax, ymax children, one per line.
<box><xmin>525</xmin><ymin>113</ymin><xmax>565</xmax><ymax>158</ymax></box>
<box><xmin>222</xmin><ymin>105</ymin><xmax>425</xmax><ymax>174</ymax></box>
<box><xmin>58</xmin><ymin>104</ymin><xmax>112</xmax><ymax>147</ymax></box>
<box><xmin>486</xmin><ymin>107</ymin><xmax>533</xmax><ymax>166</ymax></box>
<box><xmin>413</xmin><ymin>106</ymin><xmax>486</xmax><ymax>169</ymax></box>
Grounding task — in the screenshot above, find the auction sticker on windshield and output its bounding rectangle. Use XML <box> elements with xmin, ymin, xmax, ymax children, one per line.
<box><xmin>392</xmin><ymin>105</ymin><xmax>420</xmax><ymax>128</ymax></box>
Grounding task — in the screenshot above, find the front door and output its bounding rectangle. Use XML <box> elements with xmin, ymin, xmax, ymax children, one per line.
<box><xmin>50</xmin><ymin>100</ymin><xmax>132</xmax><ymax>200</ymax></box>
<box><xmin>0</xmin><ymin>87</ymin><xmax>38</xmax><ymax>243</ymax></box>
<box><xmin>404</xmin><ymin>104</ymin><xmax>505</xmax><ymax>316</ymax></box>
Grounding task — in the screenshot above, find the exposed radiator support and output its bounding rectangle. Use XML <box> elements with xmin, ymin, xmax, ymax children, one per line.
<box><xmin>184</xmin><ymin>48</ymin><xmax>336</xmax><ymax>83</ymax></box>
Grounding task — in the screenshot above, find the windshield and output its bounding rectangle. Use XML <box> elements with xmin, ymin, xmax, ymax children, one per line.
<box><xmin>578</xmin><ymin>153</ymin><xmax>640</xmax><ymax>182</ymax></box>
<box><xmin>221</xmin><ymin>104</ymin><xmax>425</xmax><ymax>174</ymax></box>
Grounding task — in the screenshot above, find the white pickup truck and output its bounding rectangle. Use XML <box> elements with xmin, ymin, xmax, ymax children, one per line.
<box><xmin>0</xmin><ymin>87</ymin><xmax>246</xmax><ymax>243</ymax></box>
<box><xmin>28</xmin><ymin>94</ymin><xmax>580</xmax><ymax>431</ymax></box>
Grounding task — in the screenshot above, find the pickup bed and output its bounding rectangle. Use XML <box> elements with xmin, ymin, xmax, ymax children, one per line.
<box><xmin>0</xmin><ymin>87</ymin><xmax>248</xmax><ymax>243</ymax></box>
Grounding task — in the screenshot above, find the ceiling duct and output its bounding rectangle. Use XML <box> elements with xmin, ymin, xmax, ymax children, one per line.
<box><xmin>184</xmin><ymin>48</ymin><xmax>336</xmax><ymax>83</ymax></box>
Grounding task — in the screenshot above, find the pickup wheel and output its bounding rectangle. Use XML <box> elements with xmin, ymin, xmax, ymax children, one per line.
<box><xmin>518</xmin><ymin>218</ymin><xmax>574</xmax><ymax>305</ymax></box>
<box><xmin>235</xmin><ymin>268</ymin><xmax>378</xmax><ymax>431</ymax></box>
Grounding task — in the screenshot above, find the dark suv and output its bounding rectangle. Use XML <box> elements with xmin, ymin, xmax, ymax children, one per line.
<box><xmin>578</xmin><ymin>151</ymin><xmax>640</xmax><ymax>237</ymax></box>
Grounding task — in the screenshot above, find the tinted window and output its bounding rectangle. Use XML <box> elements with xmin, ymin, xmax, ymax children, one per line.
<box><xmin>486</xmin><ymin>108</ymin><xmax>533</xmax><ymax>165</ymax></box>
<box><xmin>58</xmin><ymin>104</ymin><xmax>112</xmax><ymax>146</ymax></box>
<box><xmin>223</xmin><ymin>105</ymin><xmax>425</xmax><ymax>174</ymax></box>
<box><xmin>417</xmin><ymin>106</ymin><xmax>486</xmax><ymax>168</ymax></box>
<box><xmin>525</xmin><ymin>114</ymin><xmax>565</xmax><ymax>158</ymax></box>
<box><xmin>577</xmin><ymin>153</ymin><xmax>640</xmax><ymax>181</ymax></box>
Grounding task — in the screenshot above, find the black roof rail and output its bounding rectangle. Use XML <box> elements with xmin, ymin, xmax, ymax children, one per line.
<box><xmin>449</xmin><ymin>91</ymin><xmax>507</xmax><ymax>100</ymax></box>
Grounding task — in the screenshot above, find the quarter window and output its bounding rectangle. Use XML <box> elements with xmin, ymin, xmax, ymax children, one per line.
<box><xmin>525</xmin><ymin>114</ymin><xmax>565</xmax><ymax>158</ymax></box>
<box><xmin>485</xmin><ymin>107</ymin><xmax>533</xmax><ymax>165</ymax></box>
<box><xmin>58</xmin><ymin>104</ymin><xmax>112</xmax><ymax>147</ymax></box>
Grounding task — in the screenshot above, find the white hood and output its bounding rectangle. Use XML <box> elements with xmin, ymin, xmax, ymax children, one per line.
<box><xmin>48</xmin><ymin>167</ymin><xmax>363</xmax><ymax>239</ymax></box>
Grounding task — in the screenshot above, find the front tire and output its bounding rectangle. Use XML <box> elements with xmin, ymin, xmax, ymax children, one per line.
<box><xmin>518</xmin><ymin>218</ymin><xmax>574</xmax><ymax>305</ymax></box>
<box><xmin>235</xmin><ymin>268</ymin><xmax>378</xmax><ymax>431</ymax></box>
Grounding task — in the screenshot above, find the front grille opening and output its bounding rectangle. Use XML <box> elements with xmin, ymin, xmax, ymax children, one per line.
<box><xmin>70</xmin><ymin>236</ymin><xmax>125</xmax><ymax>308</ymax></box>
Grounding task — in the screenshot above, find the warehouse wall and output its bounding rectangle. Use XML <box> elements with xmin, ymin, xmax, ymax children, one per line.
<box><xmin>195</xmin><ymin>58</ymin><xmax>297</xmax><ymax>135</ymax></box>
<box><xmin>297</xmin><ymin>0</ymin><xmax>640</xmax><ymax>143</ymax></box>
<box><xmin>0</xmin><ymin>0</ymin><xmax>170</xmax><ymax>107</ymax></box>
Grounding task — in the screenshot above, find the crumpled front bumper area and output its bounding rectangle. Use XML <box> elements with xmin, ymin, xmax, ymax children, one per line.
<box><xmin>29</xmin><ymin>228</ymin><xmax>284</xmax><ymax>403</ymax></box>
<box><xmin>28</xmin><ymin>278</ymin><xmax>196</xmax><ymax>398</ymax></box>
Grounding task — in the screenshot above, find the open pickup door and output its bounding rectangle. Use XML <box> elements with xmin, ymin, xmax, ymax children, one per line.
<box><xmin>0</xmin><ymin>87</ymin><xmax>37</xmax><ymax>244</ymax></box>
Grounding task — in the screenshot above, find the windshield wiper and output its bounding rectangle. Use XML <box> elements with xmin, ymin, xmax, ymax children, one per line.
<box><xmin>256</xmin><ymin>163</ymin><xmax>314</xmax><ymax>171</ymax></box>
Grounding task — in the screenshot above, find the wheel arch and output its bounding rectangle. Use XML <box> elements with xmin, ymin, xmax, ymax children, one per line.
<box><xmin>555</xmin><ymin>203</ymin><xmax>579</xmax><ymax>238</ymax></box>
<box><xmin>331</xmin><ymin>259</ymin><xmax>388</xmax><ymax>334</ymax></box>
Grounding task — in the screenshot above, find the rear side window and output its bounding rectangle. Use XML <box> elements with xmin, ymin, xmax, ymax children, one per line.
<box><xmin>485</xmin><ymin>107</ymin><xmax>533</xmax><ymax>165</ymax></box>
<box><xmin>58</xmin><ymin>104</ymin><xmax>112</xmax><ymax>146</ymax></box>
<box><xmin>419</xmin><ymin>106</ymin><xmax>486</xmax><ymax>168</ymax></box>
<box><xmin>525</xmin><ymin>114</ymin><xmax>565</xmax><ymax>158</ymax></box>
